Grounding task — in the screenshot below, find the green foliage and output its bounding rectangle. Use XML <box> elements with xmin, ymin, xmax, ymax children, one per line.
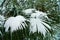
<box><xmin>0</xmin><ymin>0</ymin><xmax>60</xmax><ymax>40</ymax></box>
<box><xmin>0</xmin><ymin>0</ymin><xmax>59</xmax><ymax>23</ymax></box>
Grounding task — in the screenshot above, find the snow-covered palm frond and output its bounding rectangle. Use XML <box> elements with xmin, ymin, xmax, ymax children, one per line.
<box><xmin>30</xmin><ymin>18</ymin><xmax>51</xmax><ymax>36</ymax></box>
<box><xmin>30</xmin><ymin>10</ymin><xmax>49</xmax><ymax>21</ymax></box>
<box><xmin>4</xmin><ymin>15</ymin><xmax>27</xmax><ymax>32</ymax></box>
<box><xmin>22</xmin><ymin>8</ymin><xmax>36</xmax><ymax>15</ymax></box>
<box><xmin>23</xmin><ymin>8</ymin><xmax>49</xmax><ymax>20</ymax></box>
<box><xmin>30</xmin><ymin>18</ymin><xmax>46</xmax><ymax>36</ymax></box>
<box><xmin>0</xmin><ymin>15</ymin><xmax>5</xmax><ymax>27</ymax></box>
<box><xmin>32</xmin><ymin>10</ymin><xmax>48</xmax><ymax>20</ymax></box>
<box><xmin>29</xmin><ymin>10</ymin><xmax>51</xmax><ymax>36</ymax></box>
<box><xmin>4</xmin><ymin>17</ymin><xmax>14</xmax><ymax>32</ymax></box>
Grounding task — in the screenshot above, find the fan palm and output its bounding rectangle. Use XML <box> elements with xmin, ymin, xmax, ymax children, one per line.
<box><xmin>28</xmin><ymin>9</ymin><xmax>51</xmax><ymax>36</ymax></box>
<box><xmin>4</xmin><ymin>8</ymin><xmax>53</xmax><ymax>40</ymax></box>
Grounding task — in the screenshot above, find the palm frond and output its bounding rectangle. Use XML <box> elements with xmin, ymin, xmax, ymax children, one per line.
<box><xmin>29</xmin><ymin>9</ymin><xmax>52</xmax><ymax>36</ymax></box>
<box><xmin>22</xmin><ymin>8</ymin><xmax>36</xmax><ymax>15</ymax></box>
<box><xmin>4</xmin><ymin>15</ymin><xmax>27</xmax><ymax>32</ymax></box>
<box><xmin>29</xmin><ymin>18</ymin><xmax>51</xmax><ymax>36</ymax></box>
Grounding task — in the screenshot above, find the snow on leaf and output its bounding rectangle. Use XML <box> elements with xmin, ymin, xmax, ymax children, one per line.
<box><xmin>30</xmin><ymin>11</ymin><xmax>49</xmax><ymax>21</ymax></box>
<box><xmin>0</xmin><ymin>15</ymin><xmax>5</xmax><ymax>27</ymax></box>
<box><xmin>4</xmin><ymin>15</ymin><xmax>27</xmax><ymax>32</ymax></box>
<box><xmin>29</xmin><ymin>10</ymin><xmax>51</xmax><ymax>36</ymax></box>
<box><xmin>0</xmin><ymin>15</ymin><xmax>5</xmax><ymax>21</ymax></box>
<box><xmin>35</xmin><ymin>10</ymin><xmax>49</xmax><ymax>20</ymax></box>
<box><xmin>41</xmin><ymin>22</ymin><xmax>51</xmax><ymax>29</ymax></box>
<box><xmin>30</xmin><ymin>18</ymin><xmax>48</xmax><ymax>36</ymax></box>
<box><xmin>4</xmin><ymin>17</ymin><xmax>15</xmax><ymax>32</ymax></box>
<box><xmin>22</xmin><ymin>8</ymin><xmax>36</xmax><ymax>15</ymax></box>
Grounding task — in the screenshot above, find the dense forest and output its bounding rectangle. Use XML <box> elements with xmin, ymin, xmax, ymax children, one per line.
<box><xmin>0</xmin><ymin>0</ymin><xmax>60</xmax><ymax>40</ymax></box>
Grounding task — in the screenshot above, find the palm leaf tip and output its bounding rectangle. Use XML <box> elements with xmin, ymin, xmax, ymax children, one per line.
<box><xmin>4</xmin><ymin>15</ymin><xmax>27</xmax><ymax>32</ymax></box>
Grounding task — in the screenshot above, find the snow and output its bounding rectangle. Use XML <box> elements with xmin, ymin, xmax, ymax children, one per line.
<box><xmin>4</xmin><ymin>15</ymin><xmax>27</xmax><ymax>32</ymax></box>
<box><xmin>23</xmin><ymin>8</ymin><xmax>48</xmax><ymax>20</ymax></box>
<box><xmin>17</xmin><ymin>0</ymin><xmax>19</xmax><ymax>2</ymax></box>
<box><xmin>22</xmin><ymin>8</ymin><xmax>36</xmax><ymax>15</ymax></box>
<box><xmin>29</xmin><ymin>18</ymin><xmax>51</xmax><ymax>36</ymax></box>
<box><xmin>2</xmin><ymin>7</ymin><xmax>6</xmax><ymax>11</ymax></box>
<box><xmin>29</xmin><ymin>17</ymin><xmax>51</xmax><ymax>36</ymax></box>
<box><xmin>30</xmin><ymin>10</ymin><xmax>49</xmax><ymax>21</ymax></box>
<box><xmin>0</xmin><ymin>0</ymin><xmax>4</xmax><ymax>5</ymax></box>
<box><xmin>41</xmin><ymin>22</ymin><xmax>51</xmax><ymax>29</ymax></box>
<box><xmin>2</xmin><ymin>6</ymin><xmax>6</xmax><ymax>14</ymax></box>
<box><xmin>4</xmin><ymin>8</ymin><xmax>51</xmax><ymax>36</ymax></box>
<box><xmin>28</xmin><ymin>9</ymin><xmax>51</xmax><ymax>36</ymax></box>
<box><xmin>4</xmin><ymin>17</ymin><xmax>14</xmax><ymax>32</ymax></box>
<box><xmin>22</xmin><ymin>8</ymin><xmax>51</xmax><ymax>36</ymax></box>
<box><xmin>35</xmin><ymin>10</ymin><xmax>48</xmax><ymax>19</ymax></box>
<box><xmin>0</xmin><ymin>15</ymin><xmax>5</xmax><ymax>27</ymax></box>
<box><xmin>0</xmin><ymin>15</ymin><xmax>5</xmax><ymax>21</ymax></box>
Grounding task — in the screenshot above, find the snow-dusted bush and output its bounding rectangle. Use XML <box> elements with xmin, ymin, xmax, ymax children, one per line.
<box><xmin>4</xmin><ymin>15</ymin><xmax>27</xmax><ymax>32</ymax></box>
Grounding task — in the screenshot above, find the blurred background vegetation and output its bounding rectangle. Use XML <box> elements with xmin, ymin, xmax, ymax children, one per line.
<box><xmin>0</xmin><ymin>0</ymin><xmax>60</xmax><ymax>40</ymax></box>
